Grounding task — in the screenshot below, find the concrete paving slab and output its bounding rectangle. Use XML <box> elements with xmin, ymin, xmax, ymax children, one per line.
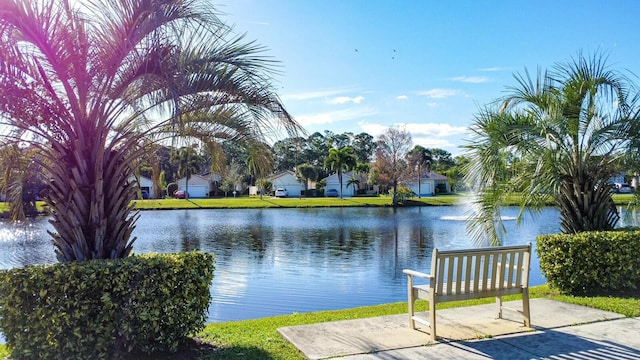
<box><xmin>344</xmin><ymin>324</ymin><xmax>640</xmax><ymax>360</ymax></box>
<box><xmin>551</xmin><ymin>317</ymin><xmax>640</xmax><ymax>349</ymax></box>
<box><xmin>277</xmin><ymin>299</ymin><xmax>629</xmax><ymax>360</ymax></box>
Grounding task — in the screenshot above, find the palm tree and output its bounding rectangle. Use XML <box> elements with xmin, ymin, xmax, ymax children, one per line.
<box><xmin>465</xmin><ymin>52</ymin><xmax>640</xmax><ymax>245</ymax></box>
<box><xmin>172</xmin><ymin>145</ymin><xmax>202</xmax><ymax>199</ymax></box>
<box><xmin>0</xmin><ymin>0</ymin><xmax>303</xmax><ymax>261</ymax></box>
<box><xmin>407</xmin><ymin>145</ymin><xmax>432</xmax><ymax>198</ymax></box>
<box><xmin>0</xmin><ymin>142</ymin><xmax>45</xmax><ymax>220</ymax></box>
<box><xmin>346</xmin><ymin>177</ymin><xmax>360</xmax><ymax>196</ymax></box>
<box><xmin>295</xmin><ymin>163</ymin><xmax>318</xmax><ymax>195</ymax></box>
<box><xmin>246</xmin><ymin>141</ymin><xmax>274</xmax><ymax>199</ymax></box>
<box><xmin>324</xmin><ymin>147</ymin><xmax>357</xmax><ymax>199</ymax></box>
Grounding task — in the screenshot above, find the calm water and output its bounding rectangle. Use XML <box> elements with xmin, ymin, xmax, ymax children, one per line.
<box><xmin>0</xmin><ymin>206</ymin><xmax>568</xmax><ymax>322</ymax></box>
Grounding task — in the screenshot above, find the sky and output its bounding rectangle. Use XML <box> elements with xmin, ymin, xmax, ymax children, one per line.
<box><xmin>220</xmin><ymin>1</ymin><xmax>640</xmax><ymax>156</ymax></box>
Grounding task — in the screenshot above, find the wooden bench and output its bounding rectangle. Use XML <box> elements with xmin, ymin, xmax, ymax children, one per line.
<box><xmin>403</xmin><ymin>243</ymin><xmax>531</xmax><ymax>340</ymax></box>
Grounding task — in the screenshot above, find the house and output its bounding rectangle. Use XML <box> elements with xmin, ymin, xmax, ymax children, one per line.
<box><xmin>129</xmin><ymin>175</ymin><xmax>155</xmax><ymax>199</ymax></box>
<box><xmin>267</xmin><ymin>170</ymin><xmax>304</xmax><ymax>197</ymax></box>
<box><xmin>403</xmin><ymin>171</ymin><xmax>449</xmax><ymax>196</ymax></box>
<box><xmin>177</xmin><ymin>174</ymin><xmax>212</xmax><ymax>198</ymax></box>
<box><xmin>323</xmin><ymin>171</ymin><xmax>357</xmax><ymax>198</ymax></box>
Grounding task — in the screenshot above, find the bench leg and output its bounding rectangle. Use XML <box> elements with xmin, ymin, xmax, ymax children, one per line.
<box><xmin>496</xmin><ymin>296</ymin><xmax>503</xmax><ymax>319</ymax></box>
<box><xmin>429</xmin><ymin>298</ymin><xmax>436</xmax><ymax>341</ymax></box>
<box><xmin>407</xmin><ymin>277</ymin><xmax>416</xmax><ymax>330</ymax></box>
<box><xmin>522</xmin><ymin>288</ymin><xmax>531</xmax><ymax>327</ymax></box>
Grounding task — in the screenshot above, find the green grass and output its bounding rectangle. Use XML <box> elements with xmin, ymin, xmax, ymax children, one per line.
<box><xmin>195</xmin><ymin>284</ymin><xmax>639</xmax><ymax>359</ymax></box>
<box><xmin>130</xmin><ymin>194</ymin><xmax>460</xmax><ymax>210</ymax></box>
<box><xmin>0</xmin><ymin>193</ymin><xmax>634</xmax><ymax>215</ymax></box>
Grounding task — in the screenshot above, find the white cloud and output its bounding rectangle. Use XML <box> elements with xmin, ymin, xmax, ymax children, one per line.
<box><xmin>449</xmin><ymin>76</ymin><xmax>489</xmax><ymax>83</ymax></box>
<box><xmin>296</xmin><ymin>107</ymin><xmax>378</xmax><ymax>127</ymax></box>
<box><xmin>357</xmin><ymin>121</ymin><xmax>469</xmax><ymax>153</ymax></box>
<box><xmin>404</xmin><ymin>122</ymin><xmax>468</xmax><ymax>138</ymax></box>
<box><xmin>281</xmin><ymin>89</ymin><xmax>349</xmax><ymax>101</ymax></box>
<box><xmin>479</xmin><ymin>66</ymin><xmax>509</xmax><ymax>72</ymax></box>
<box><xmin>396</xmin><ymin>95</ymin><xmax>408</xmax><ymax>100</ymax></box>
<box><xmin>418</xmin><ymin>89</ymin><xmax>460</xmax><ymax>99</ymax></box>
<box><xmin>329</xmin><ymin>96</ymin><xmax>364</xmax><ymax>104</ymax></box>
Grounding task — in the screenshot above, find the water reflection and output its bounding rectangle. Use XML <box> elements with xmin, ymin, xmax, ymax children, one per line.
<box><xmin>0</xmin><ymin>206</ymin><xmax>591</xmax><ymax>322</ymax></box>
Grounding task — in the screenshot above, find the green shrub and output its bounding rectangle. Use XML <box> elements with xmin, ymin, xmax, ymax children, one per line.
<box><xmin>389</xmin><ymin>186</ymin><xmax>416</xmax><ymax>202</ymax></box>
<box><xmin>0</xmin><ymin>251</ymin><xmax>215</xmax><ymax>360</ymax></box>
<box><xmin>537</xmin><ymin>230</ymin><xmax>640</xmax><ymax>295</ymax></box>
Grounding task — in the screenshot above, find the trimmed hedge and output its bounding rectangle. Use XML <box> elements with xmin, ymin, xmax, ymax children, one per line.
<box><xmin>0</xmin><ymin>251</ymin><xmax>215</xmax><ymax>360</ymax></box>
<box><xmin>537</xmin><ymin>230</ymin><xmax>640</xmax><ymax>295</ymax></box>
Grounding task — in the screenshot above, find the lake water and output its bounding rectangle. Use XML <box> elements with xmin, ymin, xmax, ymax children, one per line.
<box><xmin>0</xmin><ymin>206</ymin><xmax>570</xmax><ymax>322</ymax></box>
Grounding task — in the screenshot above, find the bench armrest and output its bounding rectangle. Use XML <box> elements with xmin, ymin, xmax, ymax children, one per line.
<box><xmin>403</xmin><ymin>269</ymin><xmax>434</xmax><ymax>281</ymax></box>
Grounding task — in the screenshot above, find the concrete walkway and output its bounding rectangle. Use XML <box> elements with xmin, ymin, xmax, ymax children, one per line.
<box><xmin>278</xmin><ymin>298</ymin><xmax>640</xmax><ymax>359</ymax></box>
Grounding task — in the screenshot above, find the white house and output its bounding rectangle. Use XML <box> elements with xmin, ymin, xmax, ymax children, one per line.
<box><xmin>177</xmin><ymin>174</ymin><xmax>211</xmax><ymax>198</ymax></box>
<box><xmin>323</xmin><ymin>171</ymin><xmax>357</xmax><ymax>198</ymax></box>
<box><xmin>403</xmin><ymin>171</ymin><xmax>449</xmax><ymax>196</ymax></box>
<box><xmin>129</xmin><ymin>175</ymin><xmax>155</xmax><ymax>199</ymax></box>
<box><xmin>267</xmin><ymin>170</ymin><xmax>304</xmax><ymax>197</ymax></box>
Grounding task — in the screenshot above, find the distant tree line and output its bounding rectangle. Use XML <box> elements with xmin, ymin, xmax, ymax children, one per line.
<box><xmin>1</xmin><ymin>128</ymin><xmax>469</xmax><ymax>204</ymax></box>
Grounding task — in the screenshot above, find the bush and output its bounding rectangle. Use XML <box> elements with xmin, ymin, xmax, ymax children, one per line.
<box><xmin>537</xmin><ymin>230</ymin><xmax>640</xmax><ymax>295</ymax></box>
<box><xmin>0</xmin><ymin>251</ymin><xmax>215</xmax><ymax>360</ymax></box>
<box><xmin>389</xmin><ymin>186</ymin><xmax>415</xmax><ymax>202</ymax></box>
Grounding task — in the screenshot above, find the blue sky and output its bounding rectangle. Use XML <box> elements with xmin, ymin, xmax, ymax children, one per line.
<box><xmin>221</xmin><ymin>1</ymin><xmax>640</xmax><ymax>156</ymax></box>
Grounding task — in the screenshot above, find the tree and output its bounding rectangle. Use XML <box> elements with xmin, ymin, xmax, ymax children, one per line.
<box><xmin>346</xmin><ymin>177</ymin><xmax>360</xmax><ymax>195</ymax></box>
<box><xmin>246</xmin><ymin>142</ymin><xmax>274</xmax><ymax>199</ymax></box>
<box><xmin>172</xmin><ymin>145</ymin><xmax>202</xmax><ymax>199</ymax></box>
<box><xmin>447</xmin><ymin>155</ymin><xmax>471</xmax><ymax>192</ymax></box>
<box><xmin>407</xmin><ymin>145</ymin><xmax>432</xmax><ymax>198</ymax></box>
<box><xmin>0</xmin><ymin>0</ymin><xmax>302</xmax><ymax>261</ymax></box>
<box><xmin>324</xmin><ymin>147</ymin><xmax>357</xmax><ymax>199</ymax></box>
<box><xmin>465</xmin><ymin>52</ymin><xmax>640</xmax><ymax>245</ymax></box>
<box><xmin>374</xmin><ymin>126</ymin><xmax>413</xmax><ymax>205</ymax></box>
<box><xmin>352</xmin><ymin>132</ymin><xmax>376</xmax><ymax>163</ymax></box>
<box><xmin>429</xmin><ymin>148</ymin><xmax>455</xmax><ymax>173</ymax></box>
<box><xmin>0</xmin><ymin>143</ymin><xmax>46</xmax><ymax>219</ymax></box>
<box><xmin>295</xmin><ymin>164</ymin><xmax>318</xmax><ymax>194</ymax></box>
<box><xmin>221</xmin><ymin>162</ymin><xmax>243</xmax><ymax>197</ymax></box>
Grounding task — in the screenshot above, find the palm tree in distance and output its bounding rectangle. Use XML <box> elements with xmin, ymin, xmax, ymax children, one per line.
<box><xmin>295</xmin><ymin>163</ymin><xmax>318</xmax><ymax>196</ymax></box>
<box><xmin>407</xmin><ymin>145</ymin><xmax>432</xmax><ymax>198</ymax></box>
<box><xmin>346</xmin><ymin>177</ymin><xmax>360</xmax><ymax>196</ymax></box>
<box><xmin>0</xmin><ymin>0</ymin><xmax>303</xmax><ymax>261</ymax></box>
<box><xmin>246</xmin><ymin>141</ymin><xmax>274</xmax><ymax>200</ymax></box>
<box><xmin>173</xmin><ymin>145</ymin><xmax>202</xmax><ymax>199</ymax></box>
<box><xmin>324</xmin><ymin>147</ymin><xmax>357</xmax><ymax>199</ymax></box>
<box><xmin>465</xmin><ymin>52</ymin><xmax>640</xmax><ymax>245</ymax></box>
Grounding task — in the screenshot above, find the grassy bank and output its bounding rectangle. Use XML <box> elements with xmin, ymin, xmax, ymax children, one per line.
<box><xmin>1</xmin><ymin>193</ymin><xmax>635</xmax><ymax>214</ymax></box>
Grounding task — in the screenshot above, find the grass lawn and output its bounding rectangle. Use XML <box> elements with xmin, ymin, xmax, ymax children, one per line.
<box><xmin>0</xmin><ymin>193</ymin><xmax>635</xmax><ymax>215</ymax></box>
<box><xmin>130</xmin><ymin>194</ymin><xmax>461</xmax><ymax>210</ymax></box>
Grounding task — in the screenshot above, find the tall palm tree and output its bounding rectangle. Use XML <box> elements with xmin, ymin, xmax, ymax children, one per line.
<box><xmin>407</xmin><ymin>145</ymin><xmax>432</xmax><ymax>198</ymax></box>
<box><xmin>324</xmin><ymin>147</ymin><xmax>357</xmax><ymax>199</ymax></box>
<box><xmin>0</xmin><ymin>0</ymin><xmax>302</xmax><ymax>261</ymax></box>
<box><xmin>465</xmin><ymin>52</ymin><xmax>640</xmax><ymax>245</ymax></box>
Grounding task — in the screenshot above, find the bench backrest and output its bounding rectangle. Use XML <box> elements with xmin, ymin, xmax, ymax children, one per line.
<box><xmin>430</xmin><ymin>243</ymin><xmax>531</xmax><ymax>296</ymax></box>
